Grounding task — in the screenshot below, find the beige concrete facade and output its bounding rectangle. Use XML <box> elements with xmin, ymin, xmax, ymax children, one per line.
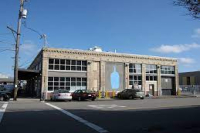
<box><xmin>28</xmin><ymin>48</ymin><xmax>179</xmax><ymax>99</ymax></box>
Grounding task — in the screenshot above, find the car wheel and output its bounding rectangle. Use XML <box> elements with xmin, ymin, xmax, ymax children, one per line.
<box><xmin>129</xmin><ymin>95</ymin><xmax>134</xmax><ymax>99</ymax></box>
<box><xmin>118</xmin><ymin>94</ymin><xmax>121</xmax><ymax>98</ymax></box>
<box><xmin>69</xmin><ymin>100</ymin><xmax>72</xmax><ymax>102</ymax></box>
<box><xmin>140</xmin><ymin>97</ymin><xmax>144</xmax><ymax>100</ymax></box>
<box><xmin>0</xmin><ymin>96</ymin><xmax>3</xmax><ymax>101</ymax></box>
<box><xmin>91</xmin><ymin>98</ymin><xmax>95</xmax><ymax>101</ymax></box>
<box><xmin>78</xmin><ymin>97</ymin><xmax>81</xmax><ymax>101</ymax></box>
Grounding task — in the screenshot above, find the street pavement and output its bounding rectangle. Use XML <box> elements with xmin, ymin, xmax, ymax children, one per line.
<box><xmin>0</xmin><ymin>98</ymin><xmax>200</xmax><ymax>133</ymax></box>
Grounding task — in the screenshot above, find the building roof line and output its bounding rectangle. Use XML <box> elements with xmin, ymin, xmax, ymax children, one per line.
<box><xmin>43</xmin><ymin>47</ymin><xmax>177</xmax><ymax>62</ymax></box>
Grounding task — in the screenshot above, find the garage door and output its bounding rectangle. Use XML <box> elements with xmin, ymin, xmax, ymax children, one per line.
<box><xmin>161</xmin><ymin>77</ymin><xmax>175</xmax><ymax>95</ymax></box>
<box><xmin>162</xmin><ymin>89</ymin><xmax>171</xmax><ymax>95</ymax></box>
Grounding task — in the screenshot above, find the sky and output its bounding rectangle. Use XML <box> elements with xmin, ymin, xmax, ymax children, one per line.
<box><xmin>0</xmin><ymin>0</ymin><xmax>200</xmax><ymax>77</ymax></box>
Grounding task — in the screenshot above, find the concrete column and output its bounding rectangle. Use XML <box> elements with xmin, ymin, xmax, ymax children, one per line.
<box><xmin>100</xmin><ymin>61</ymin><xmax>105</xmax><ymax>91</ymax></box>
<box><xmin>142</xmin><ymin>64</ymin><xmax>146</xmax><ymax>93</ymax></box>
<box><xmin>124</xmin><ymin>63</ymin><xmax>129</xmax><ymax>89</ymax></box>
<box><xmin>87</xmin><ymin>61</ymin><xmax>92</xmax><ymax>91</ymax></box>
<box><xmin>41</xmin><ymin>55</ymin><xmax>48</xmax><ymax>99</ymax></box>
<box><xmin>157</xmin><ymin>65</ymin><xmax>162</xmax><ymax>96</ymax></box>
<box><xmin>175</xmin><ymin>65</ymin><xmax>179</xmax><ymax>95</ymax></box>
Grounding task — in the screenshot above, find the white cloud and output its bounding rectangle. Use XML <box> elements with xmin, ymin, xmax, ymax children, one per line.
<box><xmin>150</xmin><ymin>43</ymin><xmax>200</xmax><ymax>53</ymax></box>
<box><xmin>178</xmin><ymin>58</ymin><xmax>195</xmax><ymax>64</ymax></box>
<box><xmin>192</xmin><ymin>28</ymin><xmax>200</xmax><ymax>38</ymax></box>
<box><xmin>178</xmin><ymin>58</ymin><xmax>195</xmax><ymax>67</ymax></box>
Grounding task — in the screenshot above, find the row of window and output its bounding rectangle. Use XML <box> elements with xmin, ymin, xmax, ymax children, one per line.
<box><xmin>161</xmin><ymin>66</ymin><xmax>175</xmax><ymax>74</ymax></box>
<box><xmin>48</xmin><ymin>77</ymin><xmax>87</xmax><ymax>91</ymax></box>
<box><xmin>49</xmin><ymin>59</ymin><xmax>87</xmax><ymax>71</ymax></box>
<box><xmin>129</xmin><ymin>64</ymin><xmax>142</xmax><ymax>74</ymax></box>
<box><xmin>146</xmin><ymin>65</ymin><xmax>157</xmax><ymax>74</ymax></box>
<box><xmin>129</xmin><ymin>64</ymin><xmax>175</xmax><ymax>75</ymax></box>
<box><xmin>129</xmin><ymin>75</ymin><xmax>142</xmax><ymax>86</ymax></box>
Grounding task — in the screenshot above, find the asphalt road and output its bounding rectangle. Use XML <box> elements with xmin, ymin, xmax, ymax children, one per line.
<box><xmin>1</xmin><ymin>98</ymin><xmax>200</xmax><ymax>133</ymax></box>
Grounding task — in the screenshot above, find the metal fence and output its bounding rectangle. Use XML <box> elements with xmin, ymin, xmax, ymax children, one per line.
<box><xmin>179</xmin><ymin>85</ymin><xmax>200</xmax><ymax>96</ymax></box>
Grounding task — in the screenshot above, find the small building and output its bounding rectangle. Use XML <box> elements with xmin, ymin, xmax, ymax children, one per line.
<box><xmin>179</xmin><ymin>71</ymin><xmax>200</xmax><ymax>85</ymax></box>
<box><xmin>25</xmin><ymin>47</ymin><xmax>179</xmax><ymax>99</ymax></box>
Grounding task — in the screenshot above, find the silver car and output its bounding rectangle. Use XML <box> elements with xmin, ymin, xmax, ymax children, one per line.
<box><xmin>50</xmin><ymin>89</ymin><xmax>72</xmax><ymax>101</ymax></box>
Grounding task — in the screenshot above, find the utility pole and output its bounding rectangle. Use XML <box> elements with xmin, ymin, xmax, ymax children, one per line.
<box><xmin>13</xmin><ymin>0</ymin><xmax>26</xmax><ymax>101</ymax></box>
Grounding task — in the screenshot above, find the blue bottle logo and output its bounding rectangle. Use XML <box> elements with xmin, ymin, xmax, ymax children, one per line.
<box><xmin>111</xmin><ymin>66</ymin><xmax>120</xmax><ymax>89</ymax></box>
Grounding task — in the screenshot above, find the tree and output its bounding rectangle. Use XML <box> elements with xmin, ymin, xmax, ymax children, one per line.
<box><xmin>174</xmin><ymin>0</ymin><xmax>200</xmax><ymax>19</ymax></box>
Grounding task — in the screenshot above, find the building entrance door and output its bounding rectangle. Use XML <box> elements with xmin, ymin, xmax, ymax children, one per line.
<box><xmin>149</xmin><ymin>84</ymin><xmax>155</xmax><ymax>96</ymax></box>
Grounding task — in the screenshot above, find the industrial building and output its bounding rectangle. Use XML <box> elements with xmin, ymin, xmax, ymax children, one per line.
<box><xmin>179</xmin><ymin>71</ymin><xmax>200</xmax><ymax>85</ymax></box>
<box><xmin>22</xmin><ymin>47</ymin><xmax>179</xmax><ymax>99</ymax></box>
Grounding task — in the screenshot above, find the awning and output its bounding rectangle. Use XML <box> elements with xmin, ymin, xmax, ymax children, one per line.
<box><xmin>18</xmin><ymin>69</ymin><xmax>41</xmax><ymax>80</ymax></box>
<box><xmin>0</xmin><ymin>78</ymin><xmax>14</xmax><ymax>83</ymax></box>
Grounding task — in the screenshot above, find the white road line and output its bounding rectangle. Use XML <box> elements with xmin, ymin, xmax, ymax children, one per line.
<box><xmin>45</xmin><ymin>102</ymin><xmax>108</xmax><ymax>133</ymax></box>
<box><xmin>88</xmin><ymin>104</ymin><xmax>126</xmax><ymax>109</ymax></box>
<box><xmin>0</xmin><ymin>102</ymin><xmax>8</xmax><ymax>123</ymax></box>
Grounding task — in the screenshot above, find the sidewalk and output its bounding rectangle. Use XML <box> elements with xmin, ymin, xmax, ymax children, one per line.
<box><xmin>96</xmin><ymin>95</ymin><xmax>198</xmax><ymax>101</ymax></box>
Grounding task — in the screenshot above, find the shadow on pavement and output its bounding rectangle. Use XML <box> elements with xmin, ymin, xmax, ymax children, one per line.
<box><xmin>1</xmin><ymin>101</ymin><xmax>200</xmax><ymax>133</ymax></box>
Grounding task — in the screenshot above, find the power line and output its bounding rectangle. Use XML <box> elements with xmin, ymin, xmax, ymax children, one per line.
<box><xmin>19</xmin><ymin>54</ymin><xmax>36</xmax><ymax>67</ymax></box>
<box><xmin>23</xmin><ymin>21</ymin><xmax>48</xmax><ymax>47</ymax></box>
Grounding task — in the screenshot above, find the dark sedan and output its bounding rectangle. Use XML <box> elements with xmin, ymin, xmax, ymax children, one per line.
<box><xmin>72</xmin><ymin>90</ymin><xmax>97</xmax><ymax>101</ymax></box>
<box><xmin>117</xmin><ymin>89</ymin><xmax>144</xmax><ymax>99</ymax></box>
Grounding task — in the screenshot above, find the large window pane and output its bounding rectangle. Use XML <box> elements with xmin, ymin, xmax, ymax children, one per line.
<box><xmin>55</xmin><ymin>65</ymin><xmax>59</xmax><ymax>70</ymax></box>
<box><xmin>61</xmin><ymin>59</ymin><xmax>65</xmax><ymax>64</ymax></box>
<box><xmin>49</xmin><ymin>59</ymin><xmax>54</xmax><ymax>64</ymax></box>
<box><xmin>82</xmin><ymin>66</ymin><xmax>87</xmax><ymax>71</ymax></box>
<box><xmin>66</xmin><ymin>60</ymin><xmax>70</xmax><ymax>65</ymax></box>
<box><xmin>77</xmin><ymin>61</ymin><xmax>81</xmax><ymax>65</ymax></box>
<box><xmin>60</xmin><ymin>77</ymin><xmax>65</xmax><ymax>82</ymax></box>
<box><xmin>60</xmin><ymin>65</ymin><xmax>65</xmax><ymax>70</ymax></box>
<box><xmin>48</xmin><ymin>77</ymin><xmax>53</xmax><ymax>81</ymax></box>
<box><xmin>72</xmin><ymin>60</ymin><xmax>76</xmax><ymax>65</ymax></box>
<box><xmin>49</xmin><ymin>65</ymin><xmax>53</xmax><ymax>70</ymax></box>
<box><xmin>54</xmin><ymin>77</ymin><xmax>59</xmax><ymax>81</ymax></box>
<box><xmin>82</xmin><ymin>61</ymin><xmax>87</xmax><ymax>66</ymax></box>
<box><xmin>66</xmin><ymin>66</ymin><xmax>70</xmax><ymax>70</ymax></box>
<box><xmin>55</xmin><ymin>59</ymin><xmax>59</xmax><ymax>64</ymax></box>
<box><xmin>48</xmin><ymin>87</ymin><xmax>53</xmax><ymax>91</ymax></box>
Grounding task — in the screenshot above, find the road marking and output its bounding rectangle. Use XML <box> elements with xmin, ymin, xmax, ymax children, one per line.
<box><xmin>45</xmin><ymin>102</ymin><xmax>108</xmax><ymax>133</ymax></box>
<box><xmin>126</xmin><ymin>105</ymin><xmax>200</xmax><ymax>110</ymax></box>
<box><xmin>88</xmin><ymin>104</ymin><xmax>126</xmax><ymax>109</ymax></box>
<box><xmin>0</xmin><ymin>102</ymin><xmax>8</xmax><ymax>123</ymax></box>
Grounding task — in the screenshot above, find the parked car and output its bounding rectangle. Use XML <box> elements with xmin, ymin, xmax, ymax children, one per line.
<box><xmin>0</xmin><ymin>87</ymin><xmax>11</xmax><ymax>101</ymax></box>
<box><xmin>72</xmin><ymin>90</ymin><xmax>97</xmax><ymax>101</ymax></box>
<box><xmin>117</xmin><ymin>89</ymin><xmax>144</xmax><ymax>99</ymax></box>
<box><xmin>50</xmin><ymin>89</ymin><xmax>72</xmax><ymax>101</ymax></box>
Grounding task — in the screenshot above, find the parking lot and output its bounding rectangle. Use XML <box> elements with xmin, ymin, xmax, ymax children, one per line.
<box><xmin>1</xmin><ymin>98</ymin><xmax>200</xmax><ymax>133</ymax></box>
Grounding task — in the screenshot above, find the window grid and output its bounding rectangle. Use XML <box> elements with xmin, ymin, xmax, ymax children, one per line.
<box><xmin>146</xmin><ymin>64</ymin><xmax>157</xmax><ymax>74</ymax></box>
<box><xmin>48</xmin><ymin>77</ymin><xmax>87</xmax><ymax>91</ymax></box>
<box><xmin>129</xmin><ymin>75</ymin><xmax>142</xmax><ymax>86</ymax></box>
<box><xmin>129</xmin><ymin>64</ymin><xmax>142</xmax><ymax>74</ymax></box>
<box><xmin>49</xmin><ymin>59</ymin><xmax>87</xmax><ymax>71</ymax></box>
<box><xmin>161</xmin><ymin>66</ymin><xmax>175</xmax><ymax>74</ymax></box>
<box><xmin>146</xmin><ymin>75</ymin><xmax>157</xmax><ymax>81</ymax></box>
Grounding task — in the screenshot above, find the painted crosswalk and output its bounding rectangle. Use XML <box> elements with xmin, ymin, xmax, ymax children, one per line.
<box><xmin>0</xmin><ymin>102</ymin><xmax>8</xmax><ymax>123</ymax></box>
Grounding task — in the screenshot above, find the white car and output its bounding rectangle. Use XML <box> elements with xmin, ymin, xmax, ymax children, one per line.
<box><xmin>50</xmin><ymin>89</ymin><xmax>72</xmax><ymax>101</ymax></box>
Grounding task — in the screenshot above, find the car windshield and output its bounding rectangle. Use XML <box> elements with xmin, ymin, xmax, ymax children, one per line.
<box><xmin>82</xmin><ymin>90</ymin><xmax>93</xmax><ymax>93</ymax></box>
<box><xmin>122</xmin><ymin>89</ymin><xmax>129</xmax><ymax>92</ymax></box>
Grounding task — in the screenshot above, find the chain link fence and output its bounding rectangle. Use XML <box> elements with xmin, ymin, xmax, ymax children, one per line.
<box><xmin>179</xmin><ymin>85</ymin><xmax>200</xmax><ymax>96</ymax></box>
